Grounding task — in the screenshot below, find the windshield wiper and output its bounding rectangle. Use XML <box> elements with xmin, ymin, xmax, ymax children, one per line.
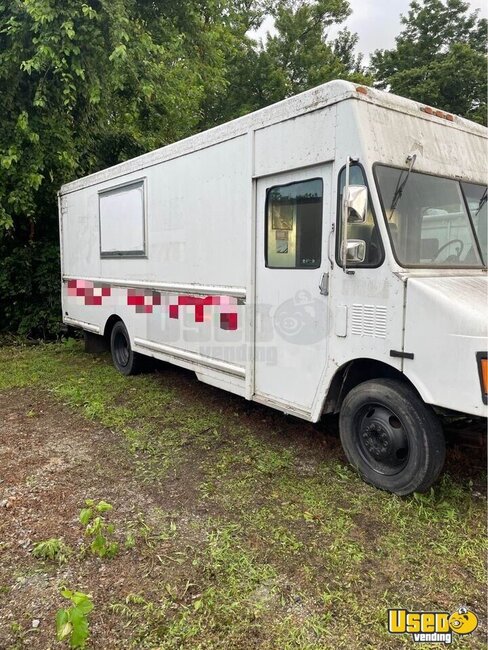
<box><xmin>389</xmin><ymin>153</ymin><xmax>417</xmax><ymax>221</ymax></box>
<box><xmin>475</xmin><ymin>188</ymin><xmax>487</xmax><ymax>216</ymax></box>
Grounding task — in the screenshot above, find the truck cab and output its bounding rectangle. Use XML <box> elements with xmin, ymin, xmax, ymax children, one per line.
<box><xmin>320</xmin><ymin>92</ymin><xmax>487</xmax><ymax>494</ymax></box>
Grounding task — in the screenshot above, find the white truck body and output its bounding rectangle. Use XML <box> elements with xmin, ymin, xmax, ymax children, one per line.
<box><xmin>59</xmin><ymin>80</ymin><xmax>488</xmax><ymax>428</ymax></box>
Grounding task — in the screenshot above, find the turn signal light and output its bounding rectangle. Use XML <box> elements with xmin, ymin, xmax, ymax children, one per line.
<box><xmin>477</xmin><ymin>353</ymin><xmax>488</xmax><ymax>405</ymax></box>
<box><xmin>480</xmin><ymin>358</ymin><xmax>488</xmax><ymax>394</ymax></box>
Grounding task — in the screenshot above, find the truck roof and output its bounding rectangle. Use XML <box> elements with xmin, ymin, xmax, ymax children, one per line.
<box><xmin>60</xmin><ymin>79</ymin><xmax>487</xmax><ymax>195</ymax></box>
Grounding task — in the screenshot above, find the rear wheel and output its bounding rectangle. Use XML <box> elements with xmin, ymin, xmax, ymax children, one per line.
<box><xmin>110</xmin><ymin>321</ymin><xmax>144</xmax><ymax>376</ymax></box>
<box><xmin>339</xmin><ymin>378</ymin><xmax>445</xmax><ymax>495</ymax></box>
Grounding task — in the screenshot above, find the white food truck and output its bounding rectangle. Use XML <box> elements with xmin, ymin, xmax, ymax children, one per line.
<box><xmin>59</xmin><ymin>80</ymin><xmax>488</xmax><ymax>495</ymax></box>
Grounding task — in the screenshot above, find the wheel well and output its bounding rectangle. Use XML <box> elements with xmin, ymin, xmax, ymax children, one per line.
<box><xmin>322</xmin><ymin>358</ymin><xmax>422</xmax><ymax>415</ymax></box>
<box><xmin>103</xmin><ymin>315</ymin><xmax>122</xmax><ymax>344</ymax></box>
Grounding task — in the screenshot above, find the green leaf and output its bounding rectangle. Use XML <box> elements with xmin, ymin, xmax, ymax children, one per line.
<box><xmin>56</xmin><ymin>608</ymin><xmax>70</xmax><ymax>640</ymax></box>
<box><xmin>95</xmin><ymin>500</ymin><xmax>113</xmax><ymax>513</ymax></box>
<box><xmin>86</xmin><ymin>516</ymin><xmax>102</xmax><ymax>536</ymax></box>
<box><xmin>109</xmin><ymin>44</ymin><xmax>127</xmax><ymax>62</ymax></box>
<box><xmin>79</xmin><ymin>508</ymin><xmax>92</xmax><ymax>526</ymax></box>
<box><xmin>69</xmin><ymin>606</ymin><xmax>89</xmax><ymax>648</ymax></box>
<box><xmin>58</xmin><ymin>621</ymin><xmax>73</xmax><ymax>642</ymax></box>
<box><xmin>71</xmin><ymin>593</ymin><xmax>94</xmax><ymax>614</ymax></box>
<box><xmin>90</xmin><ymin>534</ymin><xmax>107</xmax><ymax>556</ymax></box>
<box><xmin>107</xmin><ymin>541</ymin><xmax>119</xmax><ymax>558</ymax></box>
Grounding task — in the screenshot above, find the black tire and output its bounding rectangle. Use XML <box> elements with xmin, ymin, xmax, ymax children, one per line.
<box><xmin>339</xmin><ymin>378</ymin><xmax>445</xmax><ymax>495</ymax></box>
<box><xmin>110</xmin><ymin>321</ymin><xmax>144</xmax><ymax>376</ymax></box>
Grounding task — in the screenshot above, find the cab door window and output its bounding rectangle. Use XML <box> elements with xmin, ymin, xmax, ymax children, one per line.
<box><xmin>266</xmin><ymin>179</ymin><xmax>323</xmax><ymax>269</ymax></box>
<box><xmin>337</xmin><ymin>165</ymin><xmax>383</xmax><ymax>267</ymax></box>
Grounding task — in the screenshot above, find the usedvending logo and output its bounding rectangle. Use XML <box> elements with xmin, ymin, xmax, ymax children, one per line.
<box><xmin>388</xmin><ymin>606</ymin><xmax>478</xmax><ymax>644</ymax></box>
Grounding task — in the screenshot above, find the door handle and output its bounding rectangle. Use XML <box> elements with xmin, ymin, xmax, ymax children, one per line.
<box><xmin>319</xmin><ymin>272</ymin><xmax>329</xmax><ymax>296</ymax></box>
<box><xmin>327</xmin><ymin>223</ymin><xmax>335</xmax><ymax>269</ymax></box>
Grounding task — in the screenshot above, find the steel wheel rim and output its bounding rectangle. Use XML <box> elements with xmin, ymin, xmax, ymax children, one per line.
<box><xmin>353</xmin><ymin>403</ymin><xmax>410</xmax><ymax>476</ymax></box>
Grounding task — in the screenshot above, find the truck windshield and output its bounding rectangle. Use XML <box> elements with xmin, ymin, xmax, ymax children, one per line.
<box><xmin>375</xmin><ymin>165</ymin><xmax>487</xmax><ymax>268</ymax></box>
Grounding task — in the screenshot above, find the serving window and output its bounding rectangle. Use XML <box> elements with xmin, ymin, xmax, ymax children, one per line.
<box><xmin>99</xmin><ymin>180</ymin><xmax>146</xmax><ymax>257</ymax></box>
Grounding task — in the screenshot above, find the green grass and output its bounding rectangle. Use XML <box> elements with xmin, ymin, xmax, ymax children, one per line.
<box><xmin>0</xmin><ymin>341</ymin><xmax>486</xmax><ymax>649</ymax></box>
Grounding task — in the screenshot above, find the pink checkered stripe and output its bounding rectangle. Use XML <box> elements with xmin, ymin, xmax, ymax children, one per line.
<box><xmin>67</xmin><ymin>279</ymin><xmax>111</xmax><ymax>305</ymax></box>
<box><xmin>66</xmin><ymin>280</ymin><xmax>239</xmax><ymax>330</ymax></box>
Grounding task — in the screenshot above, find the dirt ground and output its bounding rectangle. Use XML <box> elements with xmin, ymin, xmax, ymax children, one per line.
<box><xmin>0</xmin><ymin>388</ymin><xmax>181</xmax><ymax>648</ymax></box>
<box><xmin>0</xmin><ymin>344</ymin><xmax>486</xmax><ymax>649</ymax></box>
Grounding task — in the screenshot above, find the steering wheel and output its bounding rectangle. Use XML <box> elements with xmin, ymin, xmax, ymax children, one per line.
<box><xmin>432</xmin><ymin>238</ymin><xmax>464</xmax><ymax>262</ymax></box>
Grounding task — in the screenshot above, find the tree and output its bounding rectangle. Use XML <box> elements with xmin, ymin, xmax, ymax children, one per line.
<box><xmin>371</xmin><ymin>0</ymin><xmax>487</xmax><ymax>124</ymax></box>
<box><xmin>202</xmin><ymin>0</ymin><xmax>371</xmax><ymax>125</ymax></box>
<box><xmin>0</xmin><ymin>0</ymin><xmax>239</xmax><ymax>335</ymax></box>
<box><xmin>333</xmin><ymin>28</ymin><xmax>364</xmax><ymax>75</ymax></box>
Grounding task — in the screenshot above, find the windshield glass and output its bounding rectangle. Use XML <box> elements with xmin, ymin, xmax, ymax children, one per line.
<box><xmin>461</xmin><ymin>182</ymin><xmax>487</xmax><ymax>266</ymax></box>
<box><xmin>375</xmin><ymin>165</ymin><xmax>486</xmax><ymax>268</ymax></box>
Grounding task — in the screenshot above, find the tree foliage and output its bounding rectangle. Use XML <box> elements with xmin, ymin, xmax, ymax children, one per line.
<box><xmin>0</xmin><ymin>0</ymin><xmax>243</xmax><ymax>335</ymax></box>
<box><xmin>371</xmin><ymin>0</ymin><xmax>487</xmax><ymax>124</ymax></box>
<box><xmin>204</xmin><ymin>0</ymin><xmax>371</xmax><ymax>124</ymax></box>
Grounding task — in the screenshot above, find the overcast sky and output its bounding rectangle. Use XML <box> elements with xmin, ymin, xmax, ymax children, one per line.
<box><xmin>255</xmin><ymin>0</ymin><xmax>487</xmax><ymax>61</ymax></box>
<box><xmin>340</xmin><ymin>0</ymin><xmax>487</xmax><ymax>58</ymax></box>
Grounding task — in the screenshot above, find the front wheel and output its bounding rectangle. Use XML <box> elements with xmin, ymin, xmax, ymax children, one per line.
<box><xmin>339</xmin><ymin>378</ymin><xmax>445</xmax><ymax>495</ymax></box>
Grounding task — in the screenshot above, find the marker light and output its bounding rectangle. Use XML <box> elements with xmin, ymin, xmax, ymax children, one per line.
<box><xmin>480</xmin><ymin>358</ymin><xmax>488</xmax><ymax>394</ymax></box>
<box><xmin>420</xmin><ymin>106</ymin><xmax>454</xmax><ymax>122</ymax></box>
<box><xmin>477</xmin><ymin>353</ymin><xmax>488</xmax><ymax>405</ymax></box>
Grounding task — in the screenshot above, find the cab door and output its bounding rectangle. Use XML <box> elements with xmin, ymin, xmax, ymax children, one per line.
<box><xmin>253</xmin><ymin>165</ymin><xmax>332</xmax><ymax>416</ymax></box>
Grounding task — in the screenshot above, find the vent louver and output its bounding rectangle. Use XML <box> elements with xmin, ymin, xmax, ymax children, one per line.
<box><xmin>351</xmin><ymin>304</ymin><xmax>387</xmax><ymax>338</ymax></box>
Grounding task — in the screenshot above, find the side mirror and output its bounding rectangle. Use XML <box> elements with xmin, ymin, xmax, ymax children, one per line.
<box><xmin>346</xmin><ymin>239</ymin><xmax>366</xmax><ymax>263</ymax></box>
<box><xmin>346</xmin><ymin>185</ymin><xmax>368</xmax><ymax>223</ymax></box>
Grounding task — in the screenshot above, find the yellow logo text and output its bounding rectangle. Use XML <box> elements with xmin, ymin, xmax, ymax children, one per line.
<box><xmin>388</xmin><ymin>607</ymin><xmax>478</xmax><ymax>644</ymax></box>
